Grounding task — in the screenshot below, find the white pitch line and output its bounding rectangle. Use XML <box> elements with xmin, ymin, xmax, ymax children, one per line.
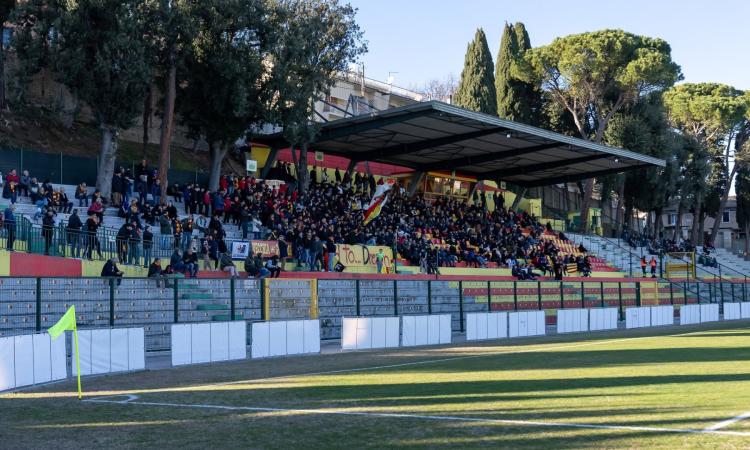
<box><xmin>705</xmin><ymin>411</ymin><xmax>750</xmax><ymax>432</ymax></box>
<box><xmin>84</xmin><ymin>395</ymin><xmax>750</xmax><ymax>438</ymax></box>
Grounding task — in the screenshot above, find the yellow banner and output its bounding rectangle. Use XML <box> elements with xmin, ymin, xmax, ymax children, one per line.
<box><xmin>336</xmin><ymin>244</ymin><xmax>393</xmax><ymax>272</ymax></box>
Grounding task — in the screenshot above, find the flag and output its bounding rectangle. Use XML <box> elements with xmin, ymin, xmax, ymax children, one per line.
<box><xmin>47</xmin><ymin>305</ymin><xmax>83</xmax><ymax>399</ymax></box>
<box><xmin>363</xmin><ymin>181</ymin><xmax>393</xmax><ymax>225</ymax></box>
<box><xmin>48</xmin><ymin>305</ymin><xmax>76</xmax><ymax>340</ymax></box>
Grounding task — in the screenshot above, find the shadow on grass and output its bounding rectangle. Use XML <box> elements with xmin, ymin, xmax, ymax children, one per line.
<box><xmin>393</xmin><ymin>346</ymin><xmax>750</xmax><ymax>373</ymax></box>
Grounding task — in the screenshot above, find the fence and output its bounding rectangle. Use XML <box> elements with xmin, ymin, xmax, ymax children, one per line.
<box><xmin>0</xmin><ymin>215</ymin><xmax>249</xmax><ymax>267</ymax></box>
<box><xmin>0</xmin><ymin>147</ymin><xmax>209</xmax><ymax>187</ymax></box>
<box><xmin>0</xmin><ymin>276</ymin><xmax>740</xmax><ymax>352</ymax></box>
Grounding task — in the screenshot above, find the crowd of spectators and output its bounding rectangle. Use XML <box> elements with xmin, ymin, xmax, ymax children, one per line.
<box><xmin>2</xmin><ymin>159</ymin><xmax>588</xmax><ymax>281</ymax></box>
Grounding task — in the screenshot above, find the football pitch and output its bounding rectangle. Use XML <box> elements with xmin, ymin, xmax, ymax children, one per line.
<box><xmin>3</xmin><ymin>322</ymin><xmax>750</xmax><ymax>449</ymax></box>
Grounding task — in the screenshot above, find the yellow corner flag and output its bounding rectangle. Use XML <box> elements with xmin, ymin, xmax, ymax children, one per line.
<box><xmin>48</xmin><ymin>305</ymin><xmax>82</xmax><ymax>399</ymax></box>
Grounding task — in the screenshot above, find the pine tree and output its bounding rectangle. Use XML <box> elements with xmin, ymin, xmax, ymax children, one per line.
<box><xmin>495</xmin><ymin>22</ymin><xmax>539</xmax><ymax>124</ymax></box>
<box><xmin>454</xmin><ymin>28</ymin><xmax>497</xmax><ymax>115</ymax></box>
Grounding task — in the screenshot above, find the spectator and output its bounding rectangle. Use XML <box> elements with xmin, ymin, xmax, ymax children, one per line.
<box><xmin>2</xmin><ymin>176</ymin><xmax>17</xmax><ymax>204</ymax></box>
<box><xmin>142</xmin><ymin>225</ymin><xmax>154</xmax><ymax>268</ymax></box>
<box><xmin>325</xmin><ymin>236</ymin><xmax>337</xmax><ymax>272</ymax></box>
<box><xmin>75</xmin><ymin>183</ymin><xmax>89</xmax><ymax>207</ymax></box>
<box><xmin>19</xmin><ymin>170</ymin><xmax>31</xmax><ymax>197</ymax></box>
<box><xmin>200</xmin><ymin>236</ymin><xmax>213</xmax><ymax>271</ymax></box>
<box><xmin>42</xmin><ymin>210</ymin><xmax>56</xmax><ymax>255</ymax></box>
<box><xmin>66</xmin><ymin>209</ymin><xmax>83</xmax><ymax>258</ymax></box>
<box><xmin>111</xmin><ymin>170</ymin><xmax>124</xmax><ymax>207</ymax></box>
<box><xmin>127</xmin><ymin>220</ymin><xmax>141</xmax><ymax>265</ymax></box>
<box><xmin>87</xmin><ymin>197</ymin><xmax>104</xmax><ymax>222</ymax></box>
<box><xmin>170</xmin><ymin>248</ymin><xmax>186</xmax><ymax>274</ymax></box>
<box><xmin>243</xmin><ymin>252</ymin><xmax>258</xmax><ymax>277</ymax></box>
<box><xmin>219</xmin><ymin>251</ymin><xmax>237</xmax><ymax>277</ymax></box>
<box><xmin>84</xmin><ymin>214</ymin><xmax>101</xmax><ymax>260</ymax></box>
<box><xmin>376</xmin><ymin>248</ymin><xmax>385</xmax><ymax>274</ymax></box>
<box><xmin>54</xmin><ymin>187</ymin><xmax>73</xmax><ymax>214</ymax></box>
<box><xmin>182</xmin><ymin>215</ymin><xmax>194</xmax><ymax>251</ymax></box>
<box><xmin>266</xmin><ymin>256</ymin><xmax>281</xmax><ymax>278</ymax></box>
<box><xmin>4</xmin><ymin>204</ymin><xmax>16</xmax><ymax>251</ymax></box>
<box><xmin>183</xmin><ymin>248</ymin><xmax>199</xmax><ymax>278</ymax></box>
<box><xmin>116</xmin><ymin>222</ymin><xmax>133</xmax><ymax>263</ymax></box>
<box><xmin>101</xmin><ymin>257</ymin><xmax>124</xmax><ymax>285</ymax></box>
<box><xmin>151</xmin><ymin>179</ymin><xmax>162</xmax><ymax>206</ymax></box>
<box><xmin>159</xmin><ymin>213</ymin><xmax>172</xmax><ymax>249</ymax></box>
<box><xmin>148</xmin><ymin>258</ymin><xmax>163</xmax><ymax>287</ymax></box>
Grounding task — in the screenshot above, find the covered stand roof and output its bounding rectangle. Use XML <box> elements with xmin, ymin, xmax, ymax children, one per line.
<box><xmin>256</xmin><ymin>101</ymin><xmax>665</xmax><ymax>187</ymax></box>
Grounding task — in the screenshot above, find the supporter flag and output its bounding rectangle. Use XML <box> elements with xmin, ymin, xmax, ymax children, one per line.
<box><xmin>48</xmin><ymin>305</ymin><xmax>83</xmax><ymax>399</ymax></box>
<box><xmin>363</xmin><ymin>180</ymin><xmax>394</xmax><ymax>225</ymax></box>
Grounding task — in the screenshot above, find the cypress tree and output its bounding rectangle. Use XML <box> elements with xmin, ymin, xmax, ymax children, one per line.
<box><xmin>514</xmin><ymin>21</ymin><xmax>531</xmax><ymax>53</ymax></box>
<box><xmin>495</xmin><ymin>23</ymin><xmax>519</xmax><ymax>120</ymax></box>
<box><xmin>453</xmin><ymin>28</ymin><xmax>497</xmax><ymax>115</ymax></box>
<box><xmin>495</xmin><ymin>21</ymin><xmax>539</xmax><ymax>124</ymax></box>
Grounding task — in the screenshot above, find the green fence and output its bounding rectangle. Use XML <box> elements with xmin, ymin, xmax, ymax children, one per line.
<box><xmin>0</xmin><ymin>276</ymin><xmax>736</xmax><ymax>351</ymax></box>
<box><xmin>0</xmin><ymin>147</ymin><xmax>209</xmax><ymax>187</ymax></box>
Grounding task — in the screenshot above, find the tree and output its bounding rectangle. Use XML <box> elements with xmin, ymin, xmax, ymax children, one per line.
<box><xmin>267</xmin><ymin>0</ymin><xmax>365</xmax><ymax>195</ymax></box>
<box><xmin>176</xmin><ymin>0</ymin><xmax>274</xmax><ymax>191</ymax></box>
<box><xmin>737</xmin><ymin>161</ymin><xmax>750</xmax><ymax>256</ymax></box>
<box><xmin>663</xmin><ymin>83</ymin><xmax>747</xmax><ymax>244</ymax></box>
<box><xmin>453</xmin><ymin>28</ymin><xmax>496</xmax><ymax>115</ymax></box>
<box><xmin>495</xmin><ymin>22</ymin><xmax>539</xmax><ymax>124</ymax></box>
<box><xmin>416</xmin><ymin>74</ymin><xmax>457</xmax><ymax>102</ymax></box>
<box><xmin>0</xmin><ymin>0</ymin><xmax>15</xmax><ymax>110</ymax></box>
<box><xmin>604</xmin><ymin>93</ymin><xmax>683</xmax><ymax>236</ymax></box>
<box><xmin>12</xmin><ymin>0</ymin><xmax>152</xmax><ymax>200</ymax></box>
<box><xmin>522</xmin><ymin>29</ymin><xmax>682</xmax><ymax>232</ymax></box>
<box><xmin>143</xmin><ymin>0</ymin><xmax>196</xmax><ymax>200</ymax></box>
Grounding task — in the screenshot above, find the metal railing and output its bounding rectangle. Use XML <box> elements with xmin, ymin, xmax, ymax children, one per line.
<box><xmin>1</xmin><ymin>214</ymin><xmax>260</xmax><ymax>267</ymax></box>
<box><xmin>567</xmin><ymin>231</ymin><xmax>750</xmax><ymax>309</ymax></box>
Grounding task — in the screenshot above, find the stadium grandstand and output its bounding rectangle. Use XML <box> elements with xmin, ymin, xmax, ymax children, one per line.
<box><xmin>5</xmin><ymin>1</ymin><xmax>750</xmax><ymax>446</ymax></box>
<box><xmin>4</xmin><ymin>98</ymin><xmax>738</xmax><ymax>348</ymax></box>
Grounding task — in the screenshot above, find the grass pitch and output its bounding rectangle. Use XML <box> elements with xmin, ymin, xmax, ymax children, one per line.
<box><xmin>3</xmin><ymin>322</ymin><xmax>750</xmax><ymax>449</ymax></box>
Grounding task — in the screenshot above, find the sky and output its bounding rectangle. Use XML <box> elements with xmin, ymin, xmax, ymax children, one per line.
<box><xmin>346</xmin><ymin>0</ymin><xmax>750</xmax><ymax>92</ymax></box>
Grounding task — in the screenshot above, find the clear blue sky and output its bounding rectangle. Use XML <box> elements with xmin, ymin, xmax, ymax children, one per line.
<box><xmin>347</xmin><ymin>0</ymin><xmax>750</xmax><ymax>92</ymax></box>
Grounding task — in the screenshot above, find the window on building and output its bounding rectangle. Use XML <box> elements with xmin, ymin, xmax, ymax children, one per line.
<box><xmin>668</xmin><ymin>214</ymin><xmax>677</xmax><ymax>226</ymax></box>
<box><xmin>722</xmin><ymin>211</ymin><xmax>731</xmax><ymax>223</ymax></box>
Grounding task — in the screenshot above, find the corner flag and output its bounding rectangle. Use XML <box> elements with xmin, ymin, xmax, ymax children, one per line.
<box><xmin>48</xmin><ymin>305</ymin><xmax>83</xmax><ymax>399</ymax></box>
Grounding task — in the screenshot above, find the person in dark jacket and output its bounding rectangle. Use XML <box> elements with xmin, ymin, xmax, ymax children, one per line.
<box><xmin>148</xmin><ymin>257</ymin><xmax>163</xmax><ymax>287</ymax></box>
<box><xmin>116</xmin><ymin>222</ymin><xmax>133</xmax><ymax>263</ymax></box>
<box><xmin>265</xmin><ymin>256</ymin><xmax>281</xmax><ymax>278</ymax></box>
<box><xmin>142</xmin><ymin>225</ymin><xmax>154</xmax><ymax>268</ymax></box>
<box><xmin>183</xmin><ymin>248</ymin><xmax>198</xmax><ymax>278</ymax></box>
<box><xmin>66</xmin><ymin>209</ymin><xmax>83</xmax><ymax>258</ymax></box>
<box><xmin>4</xmin><ymin>204</ymin><xmax>16</xmax><ymax>251</ymax></box>
<box><xmin>84</xmin><ymin>214</ymin><xmax>101</xmax><ymax>259</ymax></box>
<box><xmin>111</xmin><ymin>171</ymin><xmax>123</xmax><ymax>207</ymax></box>
<box><xmin>170</xmin><ymin>248</ymin><xmax>185</xmax><ymax>274</ymax></box>
<box><xmin>101</xmin><ymin>257</ymin><xmax>124</xmax><ymax>285</ymax></box>
<box><xmin>42</xmin><ymin>210</ymin><xmax>56</xmax><ymax>255</ymax></box>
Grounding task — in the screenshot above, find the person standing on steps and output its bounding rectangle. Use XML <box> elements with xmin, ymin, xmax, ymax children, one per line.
<box><xmin>640</xmin><ymin>256</ymin><xmax>647</xmax><ymax>277</ymax></box>
<box><xmin>650</xmin><ymin>256</ymin><xmax>657</xmax><ymax>278</ymax></box>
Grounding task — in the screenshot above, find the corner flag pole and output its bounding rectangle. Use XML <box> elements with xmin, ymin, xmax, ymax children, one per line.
<box><xmin>73</xmin><ymin>320</ymin><xmax>82</xmax><ymax>400</ymax></box>
<box><xmin>47</xmin><ymin>305</ymin><xmax>82</xmax><ymax>399</ymax></box>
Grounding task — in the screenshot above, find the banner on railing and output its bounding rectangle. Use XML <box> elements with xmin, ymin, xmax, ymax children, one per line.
<box><xmin>231</xmin><ymin>240</ymin><xmax>280</xmax><ymax>259</ymax></box>
<box><xmin>335</xmin><ymin>244</ymin><xmax>393</xmax><ymax>272</ymax></box>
